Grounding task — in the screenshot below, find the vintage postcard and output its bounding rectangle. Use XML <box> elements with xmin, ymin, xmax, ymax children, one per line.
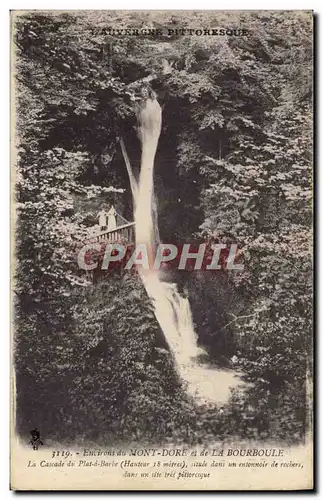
<box><xmin>10</xmin><ymin>10</ymin><xmax>313</xmax><ymax>491</ymax></box>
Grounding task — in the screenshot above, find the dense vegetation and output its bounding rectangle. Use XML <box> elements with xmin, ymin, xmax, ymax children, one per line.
<box><xmin>13</xmin><ymin>11</ymin><xmax>312</xmax><ymax>445</ymax></box>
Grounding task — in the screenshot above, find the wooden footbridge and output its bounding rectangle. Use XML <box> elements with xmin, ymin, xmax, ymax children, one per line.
<box><xmin>95</xmin><ymin>221</ymin><xmax>136</xmax><ymax>244</ymax></box>
<box><xmin>88</xmin><ymin>210</ymin><xmax>135</xmax><ymax>245</ymax></box>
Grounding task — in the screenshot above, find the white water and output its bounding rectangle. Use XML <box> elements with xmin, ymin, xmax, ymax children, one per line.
<box><xmin>128</xmin><ymin>97</ymin><xmax>240</xmax><ymax>405</ymax></box>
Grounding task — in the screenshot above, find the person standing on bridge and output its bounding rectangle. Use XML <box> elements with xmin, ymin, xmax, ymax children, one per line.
<box><xmin>97</xmin><ymin>208</ymin><xmax>107</xmax><ymax>231</ymax></box>
<box><xmin>107</xmin><ymin>205</ymin><xmax>117</xmax><ymax>232</ymax></box>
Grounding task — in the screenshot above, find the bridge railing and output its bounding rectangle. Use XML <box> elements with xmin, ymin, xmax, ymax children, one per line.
<box><xmin>93</xmin><ymin>222</ymin><xmax>136</xmax><ymax>244</ymax></box>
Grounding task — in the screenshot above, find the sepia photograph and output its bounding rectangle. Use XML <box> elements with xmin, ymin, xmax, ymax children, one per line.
<box><xmin>10</xmin><ymin>9</ymin><xmax>313</xmax><ymax>490</ymax></box>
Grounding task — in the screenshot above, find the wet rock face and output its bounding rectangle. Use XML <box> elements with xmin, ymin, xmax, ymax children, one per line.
<box><xmin>182</xmin><ymin>271</ymin><xmax>245</xmax><ymax>362</ymax></box>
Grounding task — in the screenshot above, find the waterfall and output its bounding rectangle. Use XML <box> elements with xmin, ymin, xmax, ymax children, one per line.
<box><xmin>125</xmin><ymin>96</ymin><xmax>240</xmax><ymax>405</ymax></box>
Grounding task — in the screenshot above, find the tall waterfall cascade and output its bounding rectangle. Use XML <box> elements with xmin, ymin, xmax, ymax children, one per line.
<box><xmin>125</xmin><ymin>96</ymin><xmax>240</xmax><ymax>405</ymax></box>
